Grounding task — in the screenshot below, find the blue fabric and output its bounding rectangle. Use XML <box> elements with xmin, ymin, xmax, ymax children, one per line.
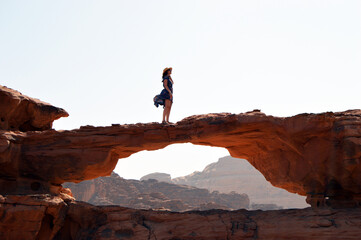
<box><xmin>153</xmin><ymin>76</ymin><xmax>173</xmax><ymax>108</ymax></box>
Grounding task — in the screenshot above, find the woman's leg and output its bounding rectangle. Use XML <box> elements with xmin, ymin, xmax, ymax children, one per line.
<box><xmin>162</xmin><ymin>105</ymin><xmax>167</xmax><ymax>122</ymax></box>
<box><xmin>166</xmin><ymin>101</ymin><xmax>172</xmax><ymax>122</ymax></box>
<box><xmin>163</xmin><ymin>100</ymin><xmax>170</xmax><ymax>123</ymax></box>
<box><xmin>164</xmin><ymin>100</ymin><xmax>171</xmax><ymax>122</ymax></box>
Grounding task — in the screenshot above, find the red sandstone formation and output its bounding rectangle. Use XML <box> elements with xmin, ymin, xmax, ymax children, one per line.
<box><xmin>1</xmin><ymin>86</ymin><xmax>361</xmax><ymax>239</ymax></box>
<box><xmin>0</xmin><ymin>85</ymin><xmax>68</xmax><ymax>131</ymax></box>
<box><xmin>1</xmin><ymin>194</ymin><xmax>361</xmax><ymax>240</ymax></box>
<box><xmin>64</xmin><ymin>172</ymin><xmax>250</xmax><ymax>211</ymax></box>
<box><xmin>1</xmin><ymin>105</ymin><xmax>360</xmax><ymax>207</ymax></box>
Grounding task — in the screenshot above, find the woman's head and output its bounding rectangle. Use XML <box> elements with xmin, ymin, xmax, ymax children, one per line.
<box><xmin>162</xmin><ymin>67</ymin><xmax>172</xmax><ymax>78</ymax></box>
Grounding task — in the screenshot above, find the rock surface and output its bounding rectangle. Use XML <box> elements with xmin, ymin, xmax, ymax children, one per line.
<box><xmin>171</xmin><ymin>156</ymin><xmax>307</xmax><ymax>209</ymax></box>
<box><xmin>1</xmin><ymin>194</ymin><xmax>361</xmax><ymax>240</ymax></box>
<box><xmin>1</xmin><ymin>86</ymin><xmax>361</xmax><ymax>239</ymax></box>
<box><xmin>64</xmin><ymin>172</ymin><xmax>250</xmax><ymax>211</ymax></box>
<box><xmin>1</xmin><ymin>107</ymin><xmax>361</xmax><ymax>207</ymax></box>
<box><xmin>0</xmin><ymin>85</ymin><xmax>68</xmax><ymax>131</ymax></box>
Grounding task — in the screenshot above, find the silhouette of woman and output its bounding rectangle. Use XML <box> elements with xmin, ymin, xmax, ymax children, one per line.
<box><xmin>153</xmin><ymin>67</ymin><xmax>174</xmax><ymax>124</ymax></box>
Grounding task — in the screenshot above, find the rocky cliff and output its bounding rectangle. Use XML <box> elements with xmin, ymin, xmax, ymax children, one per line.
<box><xmin>1</xmin><ymin>88</ymin><xmax>360</xmax><ymax>207</ymax></box>
<box><xmin>2</xmin><ymin>194</ymin><xmax>361</xmax><ymax>240</ymax></box>
<box><xmin>2</xmin><ymin>85</ymin><xmax>361</xmax><ymax>239</ymax></box>
<box><xmin>64</xmin><ymin>172</ymin><xmax>250</xmax><ymax>211</ymax></box>
<box><xmin>168</xmin><ymin>156</ymin><xmax>307</xmax><ymax>209</ymax></box>
<box><xmin>0</xmin><ymin>85</ymin><xmax>68</xmax><ymax>131</ymax></box>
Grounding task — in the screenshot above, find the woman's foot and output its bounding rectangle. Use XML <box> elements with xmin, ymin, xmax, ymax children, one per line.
<box><xmin>162</xmin><ymin>120</ymin><xmax>169</xmax><ymax>125</ymax></box>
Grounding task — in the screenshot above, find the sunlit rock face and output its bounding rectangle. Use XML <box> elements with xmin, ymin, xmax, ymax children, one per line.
<box><xmin>2</xmin><ymin>85</ymin><xmax>361</xmax><ymax>239</ymax></box>
<box><xmin>0</xmin><ymin>85</ymin><xmax>68</xmax><ymax>131</ymax></box>
<box><xmin>1</xmin><ymin>85</ymin><xmax>361</xmax><ymax>208</ymax></box>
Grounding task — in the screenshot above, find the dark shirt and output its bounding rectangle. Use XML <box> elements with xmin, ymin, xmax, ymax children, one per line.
<box><xmin>162</xmin><ymin>76</ymin><xmax>173</xmax><ymax>93</ymax></box>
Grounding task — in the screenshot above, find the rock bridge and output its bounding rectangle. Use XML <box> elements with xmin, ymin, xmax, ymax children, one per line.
<box><xmin>1</xmin><ymin>85</ymin><xmax>361</xmax><ymax>208</ymax></box>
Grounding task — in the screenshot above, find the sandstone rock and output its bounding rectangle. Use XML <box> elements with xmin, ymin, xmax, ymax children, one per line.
<box><xmin>171</xmin><ymin>156</ymin><xmax>308</xmax><ymax>209</ymax></box>
<box><xmin>64</xmin><ymin>172</ymin><xmax>250</xmax><ymax>211</ymax></box>
<box><xmin>0</xmin><ymin>194</ymin><xmax>69</xmax><ymax>240</ymax></box>
<box><xmin>1</xmin><ymin>194</ymin><xmax>361</xmax><ymax>239</ymax></box>
<box><xmin>1</xmin><ymin>109</ymin><xmax>361</xmax><ymax>207</ymax></box>
<box><xmin>1</xmin><ymin>86</ymin><xmax>361</xmax><ymax>239</ymax></box>
<box><xmin>0</xmin><ymin>85</ymin><xmax>68</xmax><ymax>131</ymax></box>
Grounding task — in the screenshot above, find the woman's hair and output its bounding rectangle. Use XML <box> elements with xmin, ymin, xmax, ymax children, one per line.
<box><xmin>162</xmin><ymin>69</ymin><xmax>171</xmax><ymax>78</ymax></box>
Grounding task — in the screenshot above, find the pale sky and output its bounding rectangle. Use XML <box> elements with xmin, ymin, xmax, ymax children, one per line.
<box><xmin>1</xmin><ymin>0</ymin><xmax>360</xmax><ymax>179</ymax></box>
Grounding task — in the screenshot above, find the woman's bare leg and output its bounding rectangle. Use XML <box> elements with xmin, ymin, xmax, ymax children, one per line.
<box><xmin>163</xmin><ymin>99</ymin><xmax>171</xmax><ymax>122</ymax></box>
<box><xmin>163</xmin><ymin>100</ymin><xmax>170</xmax><ymax>123</ymax></box>
<box><xmin>166</xmin><ymin>102</ymin><xmax>172</xmax><ymax>122</ymax></box>
<box><xmin>162</xmin><ymin>107</ymin><xmax>167</xmax><ymax>122</ymax></box>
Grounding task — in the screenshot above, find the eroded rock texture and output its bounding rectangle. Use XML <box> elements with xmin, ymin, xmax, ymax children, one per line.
<box><xmin>1</xmin><ymin>86</ymin><xmax>361</xmax><ymax>239</ymax></box>
<box><xmin>1</xmin><ymin>195</ymin><xmax>361</xmax><ymax>240</ymax></box>
<box><xmin>1</xmin><ymin>85</ymin><xmax>361</xmax><ymax>208</ymax></box>
<box><xmin>0</xmin><ymin>85</ymin><xmax>68</xmax><ymax>131</ymax></box>
<box><xmin>1</xmin><ymin>107</ymin><xmax>361</xmax><ymax>207</ymax></box>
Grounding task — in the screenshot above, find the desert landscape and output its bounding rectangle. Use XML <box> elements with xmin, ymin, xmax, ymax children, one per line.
<box><xmin>142</xmin><ymin>156</ymin><xmax>308</xmax><ymax>209</ymax></box>
<box><xmin>65</xmin><ymin>171</ymin><xmax>250</xmax><ymax>211</ymax></box>
<box><xmin>1</xmin><ymin>85</ymin><xmax>361</xmax><ymax>239</ymax></box>
<box><xmin>1</xmin><ymin>1</ymin><xmax>360</xmax><ymax>239</ymax></box>
<box><xmin>65</xmin><ymin>155</ymin><xmax>308</xmax><ymax>211</ymax></box>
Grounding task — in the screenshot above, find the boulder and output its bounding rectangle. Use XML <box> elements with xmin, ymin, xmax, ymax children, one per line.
<box><xmin>0</xmin><ymin>85</ymin><xmax>68</xmax><ymax>131</ymax></box>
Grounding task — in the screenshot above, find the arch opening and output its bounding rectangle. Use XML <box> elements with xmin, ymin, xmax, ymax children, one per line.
<box><xmin>114</xmin><ymin>143</ymin><xmax>308</xmax><ymax>210</ymax></box>
<box><xmin>115</xmin><ymin>143</ymin><xmax>228</xmax><ymax>180</ymax></box>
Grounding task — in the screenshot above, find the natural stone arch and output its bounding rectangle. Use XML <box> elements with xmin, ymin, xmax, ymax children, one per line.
<box><xmin>1</xmin><ymin>109</ymin><xmax>361</xmax><ymax>208</ymax></box>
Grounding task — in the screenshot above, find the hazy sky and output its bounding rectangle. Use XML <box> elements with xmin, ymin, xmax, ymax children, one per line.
<box><xmin>1</xmin><ymin>1</ymin><xmax>360</xmax><ymax>179</ymax></box>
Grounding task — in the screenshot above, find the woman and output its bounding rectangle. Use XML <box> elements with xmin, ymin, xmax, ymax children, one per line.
<box><xmin>153</xmin><ymin>67</ymin><xmax>174</xmax><ymax>124</ymax></box>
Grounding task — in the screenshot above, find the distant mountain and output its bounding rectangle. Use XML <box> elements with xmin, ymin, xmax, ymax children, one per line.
<box><xmin>141</xmin><ymin>172</ymin><xmax>172</xmax><ymax>183</ymax></box>
<box><xmin>142</xmin><ymin>156</ymin><xmax>308</xmax><ymax>209</ymax></box>
<box><xmin>64</xmin><ymin>172</ymin><xmax>249</xmax><ymax>211</ymax></box>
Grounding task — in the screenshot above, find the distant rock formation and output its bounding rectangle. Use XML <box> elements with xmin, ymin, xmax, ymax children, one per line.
<box><xmin>141</xmin><ymin>172</ymin><xmax>172</xmax><ymax>183</ymax></box>
<box><xmin>64</xmin><ymin>172</ymin><xmax>250</xmax><ymax>211</ymax></box>
<box><xmin>168</xmin><ymin>156</ymin><xmax>307</xmax><ymax>209</ymax></box>
<box><xmin>251</xmin><ymin>203</ymin><xmax>283</xmax><ymax>210</ymax></box>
